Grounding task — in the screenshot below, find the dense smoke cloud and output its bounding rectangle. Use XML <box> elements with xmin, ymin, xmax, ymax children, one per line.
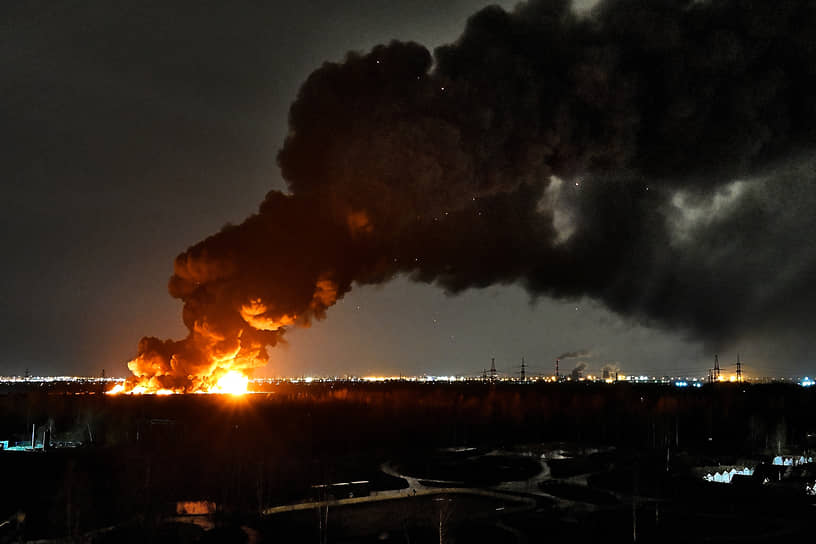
<box><xmin>601</xmin><ymin>362</ymin><xmax>620</xmax><ymax>376</ymax></box>
<box><xmin>557</xmin><ymin>350</ymin><xmax>591</xmax><ymax>360</ymax></box>
<box><xmin>129</xmin><ymin>0</ymin><xmax>816</xmax><ymax>389</ymax></box>
<box><xmin>571</xmin><ymin>362</ymin><xmax>587</xmax><ymax>380</ymax></box>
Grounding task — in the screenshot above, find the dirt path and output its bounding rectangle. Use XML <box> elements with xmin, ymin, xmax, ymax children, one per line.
<box><xmin>261</xmin><ymin>486</ymin><xmax>534</xmax><ymax>516</ymax></box>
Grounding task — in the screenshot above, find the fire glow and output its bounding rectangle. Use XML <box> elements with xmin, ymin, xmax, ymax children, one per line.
<box><xmin>209</xmin><ymin>370</ymin><xmax>249</xmax><ymax>395</ymax></box>
<box><xmin>110</xmin><ymin>264</ymin><xmax>346</xmax><ymax>393</ymax></box>
<box><xmin>107</xmin><ymin>370</ymin><xmax>251</xmax><ymax>396</ymax></box>
<box><xmin>109</xmin><ymin>184</ymin><xmax>357</xmax><ymax>396</ymax></box>
<box><xmin>107</xmin><ymin>370</ymin><xmax>249</xmax><ymax>396</ymax></box>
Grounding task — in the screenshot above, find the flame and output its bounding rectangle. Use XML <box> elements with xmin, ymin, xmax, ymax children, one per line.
<box><xmin>208</xmin><ymin>370</ymin><xmax>249</xmax><ymax>395</ymax></box>
<box><xmin>107</xmin><ymin>372</ymin><xmax>250</xmax><ymax>395</ymax></box>
<box><xmin>123</xmin><ymin>276</ymin><xmax>340</xmax><ymax>394</ymax></box>
<box><xmin>106</xmin><ymin>383</ymin><xmax>126</xmax><ymax>395</ymax></box>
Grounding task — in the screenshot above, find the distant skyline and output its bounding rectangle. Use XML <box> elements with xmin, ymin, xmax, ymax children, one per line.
<box><xmin>3</xmin><ymin>0</ymin><xmax>815</xmax><ymax>381</ymax></box>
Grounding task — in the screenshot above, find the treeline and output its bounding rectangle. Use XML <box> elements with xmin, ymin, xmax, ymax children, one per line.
<box><xmin>0</xmin><ymin>382</ymin><xmax>814</xmax><ymax>539</ymax></box>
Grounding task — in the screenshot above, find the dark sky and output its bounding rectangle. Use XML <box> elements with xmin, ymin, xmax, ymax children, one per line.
<box><xmin>2</xmin><ymin>0</ymin><xmax>815</xmax><ymax>380</ymax></box>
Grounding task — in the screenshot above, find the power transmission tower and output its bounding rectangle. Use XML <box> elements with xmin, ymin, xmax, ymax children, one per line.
<box><xmin>736</xmin><ymin>354</ymin><xmax>743</xmax><ymax>383</ymax></box>
<box><xmin>520</xmin><ymin>358</ymin><xmax>526</xmax><ymax>382</ymax></box>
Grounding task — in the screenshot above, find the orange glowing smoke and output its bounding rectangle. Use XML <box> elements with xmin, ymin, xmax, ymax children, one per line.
<box><xmin>113</xmin><ymin>273</ymin><xmax>343</xmax><ymax>394</ymax></box>
<box><xmin>114</xmin><ymin>195</ymin><xmax>361</xmax><ymax>395</ymax></box>
<box><xmin>240</xmin><ymin>299</ymin><xmax>297</xmax><ymax>331</ymax></box>
<box><xmin>346</xmin><ymin>210</ymin><xmax>373</xmax><ymax>235</ymax></box>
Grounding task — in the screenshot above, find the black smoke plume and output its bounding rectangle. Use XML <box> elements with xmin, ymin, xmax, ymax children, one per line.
<box><xmin>129</xmin><ymin>0</ymin><xmax>816</xmax><ymax>388</ymax></box>
<box><xmin>571</xmin><ymin>362</ymin><xmax>587</xmax><ymax>380</ymax></box>
<box><xmin>557</xmin><ymin>350</ymin><xmax>591</xmax><ymax>360</ymax></box>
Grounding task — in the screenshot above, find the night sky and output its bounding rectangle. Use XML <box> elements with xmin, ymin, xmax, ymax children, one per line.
<box><xmin>3</xmin><ymin>0</ymin><xmax>815</xmax><ymax>380</ymax></box>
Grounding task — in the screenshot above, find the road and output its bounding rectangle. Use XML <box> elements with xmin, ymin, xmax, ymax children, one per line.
<box><xmin>260</xmin><ymin>485</ymin><xmax>534</xmax><ymax>516</ymax></box>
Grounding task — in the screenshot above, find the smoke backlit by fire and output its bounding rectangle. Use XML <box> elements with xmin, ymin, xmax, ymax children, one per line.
<box><xmin>114</xmin><ymin>242</ymin><xmax>345</xmax><ymax>394</ymax></box>
<box><xmin>115</xmin><ymin>0</ymin><xmax>816</xmax><ymax>392</ymax></box>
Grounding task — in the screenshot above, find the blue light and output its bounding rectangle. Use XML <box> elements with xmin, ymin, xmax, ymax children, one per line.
<box><xmin>674</xmin><ymin>381</ymin><xmax>688</xmax><ymax>387</ymax></box>
<box><xmin>800</xmin><ymin>377</ymin><xmax>814</xmax><ymax>387</ymax></box>
<box><xmin>693</xmin><ymin>382</ymin><xmax>703</xmax><ymax>388</ymax></box>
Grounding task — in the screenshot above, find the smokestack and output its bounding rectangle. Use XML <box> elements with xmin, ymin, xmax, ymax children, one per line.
<box><xmin>601</xmin><ymin>363</ymin><xmax>620</xmax><ymax>382</ymax></box>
